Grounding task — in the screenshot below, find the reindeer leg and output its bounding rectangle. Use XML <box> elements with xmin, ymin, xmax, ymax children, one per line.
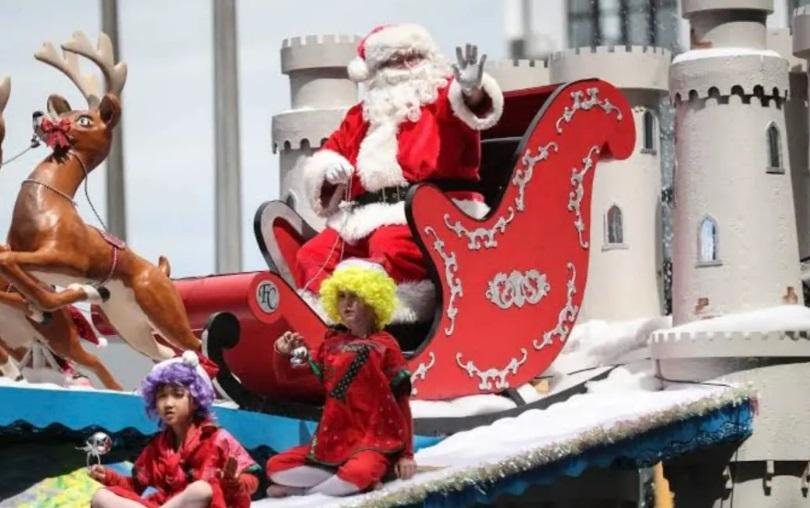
<box><xmin>0</xmin><ymin>290</ymin><xmax>51</xmax><ymax>324</ymax></box>
<box><xmin>0</xmin><ymin>250</ymin><xmax>102</xmax><ymax>311</ymax></box>
<box><xmin>44</xmin><ymin>317</ymin><xmax>123</xmax><ymax>391</ymax></box>
<box><xmin>0</xmin><ymin>342</ymin><xmax>22</xmax><ymax>380</ymax></box>
<box><xmin>0</xmin><ymin>290</ymin><xmax>29</xmax><ymax>312</ymax></box>
<box><xmin>130</xmin><ymin>265</ymin><xmax>201</xmax><ymax>352</ymax></box>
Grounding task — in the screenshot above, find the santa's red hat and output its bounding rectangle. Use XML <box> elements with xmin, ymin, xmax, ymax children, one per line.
<box><xmin>347</xmin><ymin>23</ymin><xmax>440</xmax><ymax>82</ymax></box>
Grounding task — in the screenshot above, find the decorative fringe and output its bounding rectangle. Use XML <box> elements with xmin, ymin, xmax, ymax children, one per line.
<box><xmin>344</xmin><ymin>386</ymin><xmax>755</xmax><ymax>508</ymax></box>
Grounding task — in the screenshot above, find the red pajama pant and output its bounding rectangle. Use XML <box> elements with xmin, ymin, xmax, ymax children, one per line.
<box><xmin>266</xmin><ymin>445</ymin><xmax>394</xmax><ymax>492</ymax></box>
<box><xmin>294</xmin><ymin>225</ymin><xmax>427</xmax><ymax>292</ymax></box>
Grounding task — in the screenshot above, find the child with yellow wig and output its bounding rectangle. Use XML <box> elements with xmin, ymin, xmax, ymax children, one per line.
<box><xmin>266</xmin><ymin>258</ymin><xmax>416</xmax><ymax>497</ymax></box>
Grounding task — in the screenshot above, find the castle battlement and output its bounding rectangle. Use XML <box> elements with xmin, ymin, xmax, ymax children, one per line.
<box><xmin>548</xmin><ymin>45</ymin><xmax>670</xmax><ymax>93</ymax></box>
<box><xmin>550</xmin><ymin>45</ymin><xmax>670</xmax><ymax>58</ymax></box>
<box><xmin>281</xmin><ymin>34</ymin><xmax>360</xmax><ymax>74</ymax></box>
<box><xmin>486</xmin><ymin>58</ymin><xmax>548</xmax><ymax>70</ymax></box>
<box><xmin>484</xmin><ymin>59</ymin><xmax>549</xmax><ymax>91</ymax></box>
<box><xmin>272</xmin><ymin>108</ymin><xmax>347</xmax><ymax>153</ymax></box>
<box><xmin>650</xmin><ymin>328</ymin><xmax>810</xmax><ymax>359</ymax></box>
<box><xmin>281</xmin><ymin>34</ymin><xmax>359</xmax><ymax>48</ymax></box>
<box><xmin>670</xmin><ymin>52</ymin><xmax>789</xmax><ymax>102</ymax></box>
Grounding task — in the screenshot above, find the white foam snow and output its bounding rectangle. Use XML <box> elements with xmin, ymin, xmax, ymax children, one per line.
<box><xmin>672</xmin><ymin>47</ymin><xmax>781</xmax><ymax>64</ymax></box>
<box><xmin>411</xmin><ymin>316</ymin><xmax>668</xmax><ymax>419</ymax></box>
<box><xmin>664</xmin><ymin>305</ymin><xmax>810</xmax><ymax>334</ymax></box>
<box><xmin>254</xmin><ymin>382</ymin><xmax>736</xmax><ymax>507</ymax></box>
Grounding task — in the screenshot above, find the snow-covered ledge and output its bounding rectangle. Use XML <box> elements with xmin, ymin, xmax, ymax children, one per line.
<box><xmin>650</xmin><ymin>305</ymin><xmax>810</xmax><ymax>359</ymax></box>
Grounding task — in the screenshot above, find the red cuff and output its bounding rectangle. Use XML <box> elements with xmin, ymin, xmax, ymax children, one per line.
<box><xmin>101</xmin><ymin>468</ymin><xmax>126</xmax><ymax>488</ymax></box>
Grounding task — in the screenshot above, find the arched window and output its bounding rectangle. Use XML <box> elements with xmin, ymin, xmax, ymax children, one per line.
<box><xmin>766</xmin><ymin>123</ymin><xmax>783</xmax><ymax>173</ymax></box>
<box><xmin>606</xmin><ymin>205</ymin><xmax>624</xmax><ymax>245</ymax></box>
<box><xmin>642</xmin><ymin>110</ymin><xmax>655</xmax><ymax>152</ymax></box>
<box><xmin>698</xmin><ymin>217</ymin><xmax>720</xmax><ymax>265</ymax></box>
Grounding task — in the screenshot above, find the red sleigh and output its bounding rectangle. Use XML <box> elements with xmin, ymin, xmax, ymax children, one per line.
<box><xmin>95</xmin><ymin>79</ymin><xmax>634</xmax><ymax>405</ymax></box>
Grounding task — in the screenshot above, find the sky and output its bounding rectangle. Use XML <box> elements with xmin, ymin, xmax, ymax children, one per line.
<box><xmin>0</xmin><ymin>0</ymin><xmax>507</xmax><ymax>278</ymax></box>
<box><xmin>0</xmin><ymin>1</ymin><xmax>793</xmax><ymax>278</ymax></box>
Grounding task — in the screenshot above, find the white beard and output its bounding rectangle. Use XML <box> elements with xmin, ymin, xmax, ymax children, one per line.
<box><xmin>361</xmin><ymin>57</ymin><xmax>451</xmax><ymax>127</ymax></box>
<box><xmin>354</xmin><ymin>57</ymin><xmax>452</xmax><ymax>193</ymax></box>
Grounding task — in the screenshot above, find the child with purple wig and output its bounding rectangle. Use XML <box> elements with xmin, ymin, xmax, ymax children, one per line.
<box><xmin>88</xmin><ymin>351</ymin><xmax>261</xmax><ymax>508</ymax></box>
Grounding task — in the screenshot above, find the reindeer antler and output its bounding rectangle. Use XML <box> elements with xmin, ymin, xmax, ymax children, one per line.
<box><xmin>0</xmin><ymin>76</ymin><xmax>10</xmax><ymax>158</ymax></box>
<box><xmin>0</xmin><ymin>76</ymin><xmax>10</xmax><ymax>115</ymax></box>
<box><xmin>35</xmin><ymin>31</ymin><xmax>127</xmax><ymax>107</ymax></box>
<box><xmin>62</xmin><ymin>32</ymin><xmax>127</xmax><ymax>98</ymax></box>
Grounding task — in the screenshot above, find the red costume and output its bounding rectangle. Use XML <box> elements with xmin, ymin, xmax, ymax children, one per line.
<box><xmin>97</xmin><ymin>419</ymin><xmax>260</xmax><ymax>508</ymax></box>
<box><xmin>295</xmin><ymin>24</ymin><xmax>503</xmax><ymax>322</ymax></box>
<box><xmin>267</xmin><ymin>329</ymin><xmax>413</xmax><ymax>491</ymax></box>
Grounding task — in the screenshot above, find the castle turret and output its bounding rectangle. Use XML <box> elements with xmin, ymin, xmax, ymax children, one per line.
<box><xmin>650</xmin><ymin>2</ymin><xmax>810</xmax><ymax>505</ymax></box>
<box><xmin>548</xmin><ymin>46</ymin><xmax>671</xmax><ymax>322</ymax></box>
<box><xmin>272</xmin><ymin>34</ymin><xmax>360</xmax><ymax>227</ymax></box>
<box><xmin>670</xmin><ymin>0</ymin><xmax>801</xmax><ymax>324</ymax></box>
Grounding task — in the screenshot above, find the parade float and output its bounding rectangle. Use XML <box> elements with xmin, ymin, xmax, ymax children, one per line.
<box><xmin>3</xmin><ymin>3</ymin><xmax>799</xmax><ymax>504</ymax></box>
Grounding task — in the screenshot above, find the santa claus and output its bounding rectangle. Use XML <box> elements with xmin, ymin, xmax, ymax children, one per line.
<box><xmin>296</xmin><ymin>23</ymin><xmax>503</xmax><ymax>323</ymax></box>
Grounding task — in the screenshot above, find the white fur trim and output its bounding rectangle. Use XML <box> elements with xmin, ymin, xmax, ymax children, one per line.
<box><xmin>96</xmin><ymin>336</ymin><xmax>108</xmax><ymax>348</ymax></box>
<box><xmin>363</xmin><ymin>24</ymin><xmax>438</xmax><ymax>71</ymax></box>
<box><xmin>393</xmin><ymin>280</ymin><xmax>436</xmax><ymax>323</ymax></box>
<box><xmin>328</xmin><ymin>197</ymin><xmax>489</xmax><ymax>242</ymax></box>
<box><xmin>303</xmin><ymin>149</ymin><xmax>352</xmax><ymax>217</ymax></box>
<box><xmin>151</xmin><ymin>351</ymin><xmax>213</xmax><ymax>390</ymax></box>
<box><xmin>355</xmin><ymin>120</ymin><xmax>408</xmax><ymax>192</ymax></box>
<box><xmin>336</xmin><ymin>258</ymin><xmax>387</xmax><ymax>274</ymax></box>
<box><xmin>328</xmin><ymin>201</ymin><xmax>407</xmax><ymax>242</ymax></box>
<box><xmin>348</xmin><ymin>57</ymin><xmax>370</xmax><ymax>82</ymax></box>
<box><xmin>67</xmin><ymin>283</ymin><xmax>103</xmax><ymax>304</ymax></box>
<box><xmin>299</xmin><ymin>289</ymin><xmax>333</xmax><ymax>324</ymax></box>
<box><xmin>182</xmin><ymin>350</ymin><xmax>200</xmax><ymax>367</ymax></box>
<box><xmin>448</xmin><ymin>73</ymin><xmax>504</xmax><ymax>131</ymax></box>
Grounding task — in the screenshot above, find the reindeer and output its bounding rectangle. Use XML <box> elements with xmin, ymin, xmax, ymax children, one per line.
<box><xmin>0</xmin><ymin>32</ymin><xmax>201</xmax><ymax>363</ymax></box>
<box><xmin>0</xmin><ymin>74</ymin><xmax>124</xmax><ymax>389</ymax></box>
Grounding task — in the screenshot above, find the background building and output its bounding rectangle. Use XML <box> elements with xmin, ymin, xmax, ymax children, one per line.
<box><xmin>567</xmin><ymin>0</ymin><xmax>680</xmax><ymax>50</ymax></box>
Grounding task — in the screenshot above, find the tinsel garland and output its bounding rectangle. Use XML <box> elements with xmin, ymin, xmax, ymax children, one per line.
<box><xmin>343</xmin><ymin>386</ymin><xmax>755</xmax><ymax>508</ymax></box>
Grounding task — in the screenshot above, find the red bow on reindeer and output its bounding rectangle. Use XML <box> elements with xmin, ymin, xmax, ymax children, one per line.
<box><xmin>39</xmin><ymin>117</ymin><xmax>72</xmax><ymax>151</ymax></box>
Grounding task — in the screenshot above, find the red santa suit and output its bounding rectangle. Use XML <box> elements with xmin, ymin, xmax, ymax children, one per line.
<box><xmin>266</xmin><ymin>328</ymin><xmax>413</xmax><ymax>493</ymax></box>
<box><xmin>295</xmin><ymin>24</ymin><xmax>503</xmax><ymax>322</ymax></box>
<box><xmin>97</xmin><ymin>419</ymin><xmax>260</xmax><ymax>508</ymax></box>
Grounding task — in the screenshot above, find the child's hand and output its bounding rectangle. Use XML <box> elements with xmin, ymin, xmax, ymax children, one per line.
<box><xmin>88</xmin><ymin>464</ymin><xmax>107</xmax><ymax>483</ymax></box>
<box><xmin>218</xmin><ymin>457</ymin><xmax>242</xmax><ymax>491</ymax></box>
<box><xmin>275</xmin><ymin>331</ymin><xmax>305</xmax><ymax>355</ymax></box>
<box><xmin>395</xmin><ymin>457</ymin><xmax>417</xmax><ymax>480</ymax></box>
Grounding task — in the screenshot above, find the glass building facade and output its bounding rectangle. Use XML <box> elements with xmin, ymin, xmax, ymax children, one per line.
<box><xmin>567</xmin><ymin>0</ymin><xmax>680</xmax><ymax>51</ymax></box>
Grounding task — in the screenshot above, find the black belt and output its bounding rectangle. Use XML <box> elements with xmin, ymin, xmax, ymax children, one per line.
<box><xmin>354</xmin><ymin>179</ymin><xmax>480</xmax><ymax>206</ymax></box>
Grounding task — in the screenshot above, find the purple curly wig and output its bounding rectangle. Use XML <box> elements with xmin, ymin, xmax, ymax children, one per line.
<box><xmin>140</xmin><ymin>362</ymin><xmax>215</xmax><ymax>423</ymax></box>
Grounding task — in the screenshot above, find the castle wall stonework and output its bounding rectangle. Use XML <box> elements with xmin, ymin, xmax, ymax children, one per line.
<box><xmin>272</xmin><ymin>34</ymin><xmax>360</xmax><ymax>227</ymax></box>
<box><xmin>655</xmin><ymin>3</ymin><xmax>810</xmax><ymax>504</ymax></box>
<box><xmin>549</xmin><ymin>48</ymin><xmax>670</xmax><ymax>322</ymax></box>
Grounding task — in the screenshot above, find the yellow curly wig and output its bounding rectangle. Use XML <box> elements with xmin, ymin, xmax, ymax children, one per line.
<box><xmin>319</xmin><ymin>266</ymin><xmax>398</xmax><ymax>329</ymax></box>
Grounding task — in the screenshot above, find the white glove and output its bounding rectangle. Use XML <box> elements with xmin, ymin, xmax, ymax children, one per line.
<box><xmin>324</xmin><ymin>160</ymin><xmax>354</xmax><ymax>185</ymax></box>
<box><xmin>453</xmin><ymin>44</ymin><xmax>487</xmax><ymax>94</ymax></box>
